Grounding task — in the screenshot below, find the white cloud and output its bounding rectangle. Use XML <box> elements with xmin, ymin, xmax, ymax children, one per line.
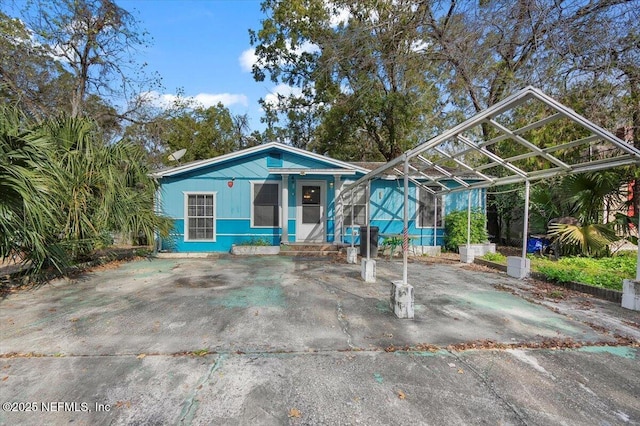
<box><xmin>142</xmin><ymin>91</ymin><xmax>249</xmax><ymax>109</ymax></box>
<box><xmin>263</xmin><ymin>83</ymin><xmax>303</xmax><ymax>106</ymax></box>
<box><xmin>193</xmin><ymin>93</ymin><xmax>249</xmax><ymax>108</ymax></box>
<box><xmin>410</xmin><ymin>40</ymin><xmax>430</xmax><ymax>53</ymax></box>
<box><xmin>239</xmin><ymin>48</ymin><xmax>259</xmax><ymax>72</ymax></box>
<box><xmin>295</xmin><ymin>40</ymin><xmax>320</xmax><ymax>55</ymax></box>
<box><xmin>326</xmin><ymin>1</ymin><xmax>351</xmax><ymax>27</ymax></box>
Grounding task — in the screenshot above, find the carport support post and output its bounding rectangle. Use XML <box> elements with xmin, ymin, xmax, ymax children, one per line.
<box><xmin>459</xmin><ymin>191</ymin><xmax>474</xmax><ymax>263</ymax></box>
<box><xmin>507</xmin><ymin>180</ymin><xmax>531</xmax><ymax>279</ymax></box>
<box><xmin>281</xmin><ymin>175</ymin><xmax>288</xmax><ymax>244</ymax></box>
<box><xmin>433</xmin><ymin>196</ymin><xmax>438</xmax><ymax>247</ymax></box>
<box><xmin>636</xmin><ymin>218</ymin><xmax>639</xmax><ymax>281</ymax></box>
<box><xmin>346</xmin><ymin>189</ymin><xmax>358</xmax><ymax>264</ymax></box>
<box><xmin>334</xmin><ymin>174</ymin><xmax>342</xmax><ymax>244</ymax></box>
<box><xmin>391</xmin><ymin>155</ymin><xmax>414</xmax><ymax>319</ymax></box>
<box><xmin>361</xmin><ymin>181</ymin><xmax>376</xmax><ymax>282</ymax></box>
<box><xmin>621</xmin><ymin>218</ymin><xmax>639</xmax><ymax>311</ymax></box>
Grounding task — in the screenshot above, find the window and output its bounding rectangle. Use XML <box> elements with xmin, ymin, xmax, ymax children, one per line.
<box><xmin>344</xmin><ymin>186</ymin><xmax>367</xmax><ymax>226</ymax></box>
<box><xmin>417</xmin><ymin>187</ymin><xmax>443</xmax><ymax>228</ymax></box>
<box><xmin>252</xmin><ymin>182</ymin><xmax>280</xmax><ymax>227</ymax></box>
<box><xmin>185</xmin><ymin>193</ymin><xmax>216</xmax><ymax>241</ymax></box>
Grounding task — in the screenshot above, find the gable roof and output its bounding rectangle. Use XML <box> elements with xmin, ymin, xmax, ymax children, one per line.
<box><xmin>151</xmin><ymin>142</ymin><xmax>370</xmax><ymax>178</ymax></box>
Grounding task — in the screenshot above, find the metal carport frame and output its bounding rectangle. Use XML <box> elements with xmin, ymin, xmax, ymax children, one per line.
<box><xmin>340</xmin><ymin>86</ymin><xmax>640</xmax><ymax>313</ymax></box>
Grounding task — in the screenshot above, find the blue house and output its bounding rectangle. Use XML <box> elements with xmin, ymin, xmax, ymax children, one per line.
<box><xmin>152</xmin><ymin>142</ymin><xmax>484</xmax><ymax>253</ymax></box>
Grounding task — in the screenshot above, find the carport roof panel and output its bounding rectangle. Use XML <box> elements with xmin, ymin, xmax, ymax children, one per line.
<box><xmin>343</xmin><ymin>86</ymin><xmax>640</xmax><ymax>195</ymax></box>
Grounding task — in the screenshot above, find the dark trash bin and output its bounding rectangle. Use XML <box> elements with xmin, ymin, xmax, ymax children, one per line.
<box><xmin>359</xmin><ymin>226</ymin><xmax>379</xmax><ymax>258</ymax></box>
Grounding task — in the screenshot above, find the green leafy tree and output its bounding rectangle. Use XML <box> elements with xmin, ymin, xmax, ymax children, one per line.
<box><xmin>250</xmin><ymin>0</ymin><xmax>441</xmax><ymax>160</ymax></box>
<box><xmin>18</xmin><ymin>0</ymin><xmax>158</xmax><ymax>121</ymax></box>
<box><xmin>124</xmin><ymin>101</ymin><xmax>251</xmax><ymax>166</ymax></box>
<box><xmin>0</xmin><ymin>11</ymin><xmax>72</xmax><ymax>118</ymax></box>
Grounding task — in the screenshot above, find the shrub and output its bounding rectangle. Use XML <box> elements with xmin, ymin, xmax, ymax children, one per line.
<box><xmin>531</xmin><ymin>253</ymin><xmax>636</xmax><ymax>291</ymax></box>
<box><xmin>444</xmin><ymin>209</ymin><xmax>488</xmax><ymax>252</ymax></box>
<box><xmin>482</xmin><ymin>252</ymin><xmax>507</xmax><ymax>263</ymax></box>
<box><xmin>237</xmin><ymin>238</ymin><xmax>271</xmax><ymax>246</ymax></box>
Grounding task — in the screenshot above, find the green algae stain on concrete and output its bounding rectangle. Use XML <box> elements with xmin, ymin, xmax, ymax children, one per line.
<box><xmin>118</xmin><ymin>258</ymin><xmax>178</xmax><ymax>278</ymax></box>
<box><xmin>456</xmin><ymin>290</ymin><xmax>582</xmax><ymax>335</ymax></box>
<box><xmin>577</xmin><ymin>346</ymin><xmax>636</xmax><ymax>359</ymax></box>
<box><xmin>375</xmin><ymin>300</ymin><xmax>391</xmax><ymax>313</ymax></box>
<box><xmin>209</xmin><ymin>286</ymin><xmax>285</xmax><ymax>308</ymax></box>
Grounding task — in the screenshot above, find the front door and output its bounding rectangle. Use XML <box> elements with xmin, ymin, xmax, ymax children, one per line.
<box><xmin>296</xmin><ymin>181</ymin><xmax>326</xmax><ymax>242</ymax></box>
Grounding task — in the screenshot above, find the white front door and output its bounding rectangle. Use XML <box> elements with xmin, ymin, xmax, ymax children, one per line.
<box><xmin>296</xmin><ymin>181</ymin><xmax>326</xmax><ymax>242</ymax></box>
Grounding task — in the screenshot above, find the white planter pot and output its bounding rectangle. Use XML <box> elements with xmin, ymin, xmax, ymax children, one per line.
<box><xmin>458</xmin><ymin>243</ymin><xmax>496</xmax><ymax>257</ymax></box>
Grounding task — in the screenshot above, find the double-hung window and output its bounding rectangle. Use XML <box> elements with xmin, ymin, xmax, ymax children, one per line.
<box><xmin>417</xmin><ymin>187</ymin><xmax>443</xmax><ymax>228</ymax></box>
<box><xmin>252</xmin><ymin>182</ymin><xmax>280</xmax><ymax>227</ymax></box>
<box><xmin>185</xmin><ymin>192</ymin><xmax>216</xmax><ymax>241</ymax></box>
<box><xmin>344</xmin><ymin>186</ymin><xmax>367</xmax><ymax>226</ymax></box>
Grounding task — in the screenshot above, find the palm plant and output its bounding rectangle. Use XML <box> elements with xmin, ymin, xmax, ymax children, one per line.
<box><xmin>46</xmin><ymin>115</ymin><xmax>172</xmax><ymax>259</ymax></box>
<box><xmin>547</xmin><ymin>222</ymin><xmax>618</xmax><ymax>257</ymax></box>
<box><xmin>1</xmin><ymin>106</ymin><xmax>172</xmax><ymax>279</ymax></box>
<box><xmin>0</xmin><ymin>106</ymin><xmax>69</xmax><ymax>273</ymax></box>
<box><xmin>535</xmin><ymin>172</ymin><xmax>626</xmax><ymax>256</ymax></box>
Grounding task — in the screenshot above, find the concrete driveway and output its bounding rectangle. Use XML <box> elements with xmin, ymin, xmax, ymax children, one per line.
<box><xmin>1</xmin><ymin>255</ymin><xmax>638</xmax><ymax>425</ymax></box>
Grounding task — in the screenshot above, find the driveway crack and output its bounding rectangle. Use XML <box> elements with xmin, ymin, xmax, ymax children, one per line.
<box><xmin>448</xmin><ymin>351</ymin><xmax>528</xmax><ymax>425</ymax></box>
<box><xmin>336</xmin><ymin>300</ymin><xmax>355</xmax><ymax>349</ymax></box>
<box><xmin>309</xmin><ymin>273</ymin><xmax>356</xmax><ymax>349</ymax></box>
<box><xmin>178</xmin><ymin>354</ymin><xmax>226</xmax><ymax>425</ymax></box>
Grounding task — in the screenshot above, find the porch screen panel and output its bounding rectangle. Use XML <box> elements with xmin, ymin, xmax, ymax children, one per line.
<box><xmin>418</xmin><ymin>189</ymin><xmax>442</xmax><ymax>228</ymax></box>
<box><xmin>253</xmin><ymin>183</ymin><xmax>279</xmax><ymax>227</ymax></box>
<box><xmin>187</xmin><ymin>194</ymin><xmax>215</xmax><ymax>240</ymax></box>
<box><xmin>344</xmin><ymin>186</ymin><xmax>366</xmax><ymax>226</ymax></box>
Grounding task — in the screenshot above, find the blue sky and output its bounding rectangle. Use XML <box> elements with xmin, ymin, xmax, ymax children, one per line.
<box><xmin>119</xmin><ymin>0</ymin><xmax>273</xmax><ymax>131</ymax></box>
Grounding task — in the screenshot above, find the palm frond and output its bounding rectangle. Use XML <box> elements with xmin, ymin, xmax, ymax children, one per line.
<box><xmin>548</xmin><ymin>222</ymin><xmax>619</xmax><ymax>256</ymax></box>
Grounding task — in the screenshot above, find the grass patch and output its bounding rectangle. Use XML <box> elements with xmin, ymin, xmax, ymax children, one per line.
<box><xmin>481</xmin><ymin>250</ymin><xmax>636</xmax><ymax>291</ymax></box>
<box><xmin>530</xmin><ymin>252</ymin><xmax>636</xmax><ymax>291</ymax></box>
<box><xmin>481</xmin><ymin>252</ymin><xmax>507</xmax><ymax>263</ymax></box>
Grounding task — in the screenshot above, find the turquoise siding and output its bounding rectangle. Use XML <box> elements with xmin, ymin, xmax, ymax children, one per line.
<box><xmin>159</xmin><ymin>148</ymin><xmax>344</xmax><ymax>252</ymax></box>
<box><xmin>158</xmin><ymin>146</ymin><xmax>486</xmax><ymax>252</ymax></box>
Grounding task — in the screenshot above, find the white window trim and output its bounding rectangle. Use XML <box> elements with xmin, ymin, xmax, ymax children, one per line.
<box><xmin>415</xmin><ymin>186</ymin><xmax>444</xmax><ymax>229</ymax></box>
<box><xmin>250</xmin><ymin>181</ymin><xmax>282</xmax><ymax>228</ymax></box>
<box><xmin>184</xmin><ymin>191</ymin><xmax>217</xmax><ymax>242</ymax></box>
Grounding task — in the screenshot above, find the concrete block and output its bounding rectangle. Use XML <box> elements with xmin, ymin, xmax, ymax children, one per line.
<box><xmin>459</xmin><ymin>246</ymin><xmax>474</xmax><ymax>263</ymax></box>
<box><xmin>507</xmin><ymin>256</ymin><xmax>530</xmax><ymax>279</ymax></box>
<box><xmin>390</xmin><ymin>280</ymin><xmax>414</xmax><ymax>319</ymax></box>
<box><xmin>346</xmin><ymin>247</ymin><xmax>358</xmax><ymax>264</ymax></box>
<box><xmin>361</xmin><ymin>259</ymin><xmax>376</xmax><ymax>282</ymax></box>
<box><xmin>413</xmin><ymin>246</ymin><xmax>441</xmax><ymax>256</ymax></box>
<box><xmin>622</xmin><ymin>279</ymin><xmax>640</xmax><ymax>311</ymax></box>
